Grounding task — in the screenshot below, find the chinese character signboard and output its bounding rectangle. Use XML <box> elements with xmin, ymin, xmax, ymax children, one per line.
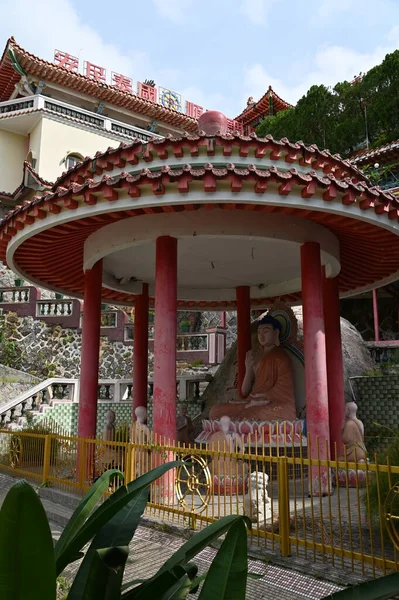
<box><xmin>84</xmin><ymin>61</ymin><xmax>106</xmax><ymax>83</ymax></box>
<box><xmin>159</xmin><ymin>87</ymin><xmax>182</xmax><ymax>112</ymax></box>
<box><xmin>185</xmin><ymin>101</ymin><xmax>203</xmax><ymax>119</ymax></box>
<box><xmin>137</xmin><ymin>82</ymin><xmax>157</xmax><ymax>103</ymax></box>
<box><xmin>53</xmin><ymin>49</ymin><xmax>240</xmax><ymax>125</ymax></box>
<box><xmin>112</xmin><ymin>73</ymin><xmax>133</xmax><ymax>93</ymax></box>
<box><xmin>54</xmin><ymin>50</ymin><xmax>79</xmax><ymax>72</ymax></box>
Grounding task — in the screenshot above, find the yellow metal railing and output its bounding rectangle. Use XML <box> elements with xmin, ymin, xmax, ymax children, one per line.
<box><xmin>1</xmin><ymin>428</ymin><xmax>399</xmax><ymax>577</ymax></box>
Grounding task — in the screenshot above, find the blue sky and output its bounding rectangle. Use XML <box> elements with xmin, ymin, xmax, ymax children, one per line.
<box><xmin>0</xmin><ymin>0</ymin><xmax>399</xmax><ymax>119</ymax></box>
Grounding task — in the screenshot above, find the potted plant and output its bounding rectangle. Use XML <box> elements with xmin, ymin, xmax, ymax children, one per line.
<box><xmin>180</xmin><ymin>319</ymin><xmax>190</xmax><ymax>333</ymax></box>
<box><xmin>14</xmin><ymin>278</ymin><xmax>24</xmax><ymax>287</ymax></box>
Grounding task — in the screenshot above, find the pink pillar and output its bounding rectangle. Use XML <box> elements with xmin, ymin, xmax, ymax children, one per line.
<box><xmin>236</xmin><ymin>286</ymin><xmax>252</xmax><ymax>397</ymax></box>
<box><xmin>301</xmin><ymin>243</ymin><xmax>330</xmax><ymax>495</ymax></box>
<box><xmin>323</xmin><ymin>273</ymin><xmax>345</xmax><ymax>459</ymax></box>
<box><xmin>153</xmin><ymin>236</ymin><xmax>177</xmax><ymax>442</ymax></box>
<box><xmin>372</xmin><ymin>288</ymin><xmax>380</xmax><ymax>342</ymax></box>
<box><xmin>78</xmin><ymin>260</ymin><xmax>102</xmax><ymax>439</ymax></box>
<box><xmin>133</xmin><ymin>284</ymin><xmax>149</xmax><ymax>418</ymax></box>
<box><xmin>220</xmin><ymin>311</ymin><xmax>226</xmax><ymax>329</ymax></box>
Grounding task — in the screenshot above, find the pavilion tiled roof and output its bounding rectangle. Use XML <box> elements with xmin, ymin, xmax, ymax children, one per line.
<box><xmin>54</xmin><ymin>131</ymin><xmax>367</xmax><ymax>189</ymax></box>
<box><xmin>1</xmin><ymin>134</ymin><xmax>397</xmax><ymax>234</ymax></box>
<box><xmin>351</xmin><ymin>139</ymin><xmax>399</xmax><ymax>165</ymax></box>
<box><xmin>0</xmin><ymin>38</ymin><xmax>198</xmax><ymax>133</ymax></box>
<box><xmin>1</xmin><ymin>131</ymin><xmax>398</xmax><ymax>309</ymax></box>
<box><xmin>235</xmin><ymin>86</ymin><xmax>292</xmax><ymax>127</ymax></box>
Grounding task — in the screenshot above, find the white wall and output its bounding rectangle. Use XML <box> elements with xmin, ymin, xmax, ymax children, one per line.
<box><xmin>0</xmin><ymin>130</ymin><xmax>26</xmax><ymax>193</ymax></box>
<box><xmin>37</xmin><ymin>117</ymin><xmax>121</xmax><ymax>183</ymax></box>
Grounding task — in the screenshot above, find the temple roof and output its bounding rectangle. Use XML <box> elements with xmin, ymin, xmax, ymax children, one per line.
<box><xmin>54</xmin><ymin>131</ymin><xmax>365</xmax><ymax>190</ymax></box>
<box><xmin>0</xmin><ymin>161</ymin><xmax>52</xmax><ymax>206</ymax></box>
<box><xmin>0</xmin><ymin>38</ymin><xmax>198</xmax><ymax>133</ymax></box>
<box><xmin>0</xmin><ymin>130</ymin><xmax>398</xmax><ymax>309</ymax></box>
<box><xmin>351</xmin><ymin>139</ymin><xmax>399</xmax><ymax>166</ymax></box>
<box><xmin>235</xmin><ymin>86</ymin><xmax>292</xmax><ymax>128</ymax></box>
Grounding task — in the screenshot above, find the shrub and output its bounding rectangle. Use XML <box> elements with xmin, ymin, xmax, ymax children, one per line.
<box><xmin>9</xmin><ymin>414</ymin><xmax>60</xmax><ymax>467</ymax></box>
<box><xmin>0</xmin><ymin>465</ymin><xmax>252</xmax><ymax>599</ymax></box>
<box><xmin>363</xmin><ymin>428</ymin><xmax>399</xmax><ymax>527</ymax></box>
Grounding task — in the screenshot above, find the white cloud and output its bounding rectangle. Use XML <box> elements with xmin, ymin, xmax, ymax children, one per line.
<box><xmin>241</xmin><ymin>27</ymin><xmax>399</xmax><ymax>108</ymax></box>
<box><xmin>0</xmin><ymin>0</ymin><xmax>215</xmax><ymax>114</ymax></box>
<box><xmin>239</xmin><ymin>0</ymin><xmax>277</xmax><ymax>25</ymax></box>
<box><xmin>152</xmin><ymin>0</ymin><xmax>194</xmax><ymax>24</ymax></box>
<box><xmin>315</xmin><ymin>0</ymin><xmax>360</xmax><ymax>20</ymax></box>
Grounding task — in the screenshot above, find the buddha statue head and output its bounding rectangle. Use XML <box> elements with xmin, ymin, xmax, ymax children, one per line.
<box><xmin>135</xmin><ymin>406</ymin><xmax>147</xmax><ymax>425</ymax></box>
<box><xmin>255</xmin><ymin>315</ymin><xmax>282</xmax><ymax>351</ymax></box>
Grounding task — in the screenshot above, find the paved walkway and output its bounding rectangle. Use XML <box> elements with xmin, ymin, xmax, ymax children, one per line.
<box><xmin>0</xmin><ymin>473</ymin><xmax>344</xmax><ymax>599</ymax></box>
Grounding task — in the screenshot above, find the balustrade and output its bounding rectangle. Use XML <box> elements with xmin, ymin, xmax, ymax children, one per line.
<box><xmin>177</xmin><ymin>334</ymin><xmax>208</xmax><ymax>351</ymax></box>
<box><xmin>37</xmin><ymin>300</ymin><xmax>73</xmax><ymax>317</ymax></box>
<box><xmin>100</xmin><ymin>311</ymin><xmax>117</xmax><ymax>327</ymax></box>
<box><xmin>0</xmin><ymin>287</ymin><xmax>30</xmax><ymax>303</ymax></box>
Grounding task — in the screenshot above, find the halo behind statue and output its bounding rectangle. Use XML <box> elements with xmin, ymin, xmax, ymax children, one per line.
<box><xmin>266</xmin><ymin>301</ymin><xmax>298</xmax><ymax>347</ymax></box>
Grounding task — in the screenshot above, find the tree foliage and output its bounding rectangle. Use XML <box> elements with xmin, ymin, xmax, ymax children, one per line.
<box><xmin>256</xmin><ymin>50</ymin><xmax>399</xmax><ymax>156</ymax></box>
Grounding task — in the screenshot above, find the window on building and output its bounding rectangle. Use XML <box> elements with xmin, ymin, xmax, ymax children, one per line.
<box><xmin>65</xmin><ymin>153</ymin><xmax>82</xmax><ymax>170</ymax></box>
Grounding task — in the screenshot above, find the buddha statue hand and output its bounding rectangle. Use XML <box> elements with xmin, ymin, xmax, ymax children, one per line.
<box><xmin>245</xmin><ymin>394</ymin><xmax>271</xmax><ymax>409</ymax></box>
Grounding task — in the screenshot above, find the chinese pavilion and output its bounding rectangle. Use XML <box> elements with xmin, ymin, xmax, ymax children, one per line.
<box><xmin>1</xmin><ymin>108</ymin><xmax>398</xmax><ymax>493</ymax></box>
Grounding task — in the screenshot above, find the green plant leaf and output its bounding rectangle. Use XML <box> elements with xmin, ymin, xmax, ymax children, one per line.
<box><xmin>198</xmin><ymin>520</ymin><xmax>248</xmax><ymax>599</ymax></box>
<box><xmin>159</xmin><ymin>574</ymin><xmax>192</xmax><ymax>600</ymax></box>
<box><xmin>0</xmin><ymin>480</ymin><xmax>56</xmax><ymax>600</ymax></box>
<box><xmin>124</xmin><ymin>515</ymin><xmax>251</xmax><ymax>599</ymax></box>
<box><xmin>68</xmin><ymin>488</ymin><xmax>149</xmax><ymax>599</ymax></box>
<box><xmin>323</xmin><ymin>572</ymin><xmax>399</xmax><ymax>599</ymax></box>
<box><xmin>55</xmin><ymin>468</ymin><xmax>123</xmax><ymax>560</ymax></box>
<box><xmin>56</xmin><ymin>461</ymin><xmax>182</xmax><ymax>575</ymax></box>
<box><xmin>77</xmin><ymin>546</ymin><xmax>129</xmax><ymax>600</ymax></box>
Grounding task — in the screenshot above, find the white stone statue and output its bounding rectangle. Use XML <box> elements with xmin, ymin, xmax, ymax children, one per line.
<box><xmin>340</xmin><ymin>401</ymin><xmax>366</xmax><ymax>462</ymax></box>
<box><xmin>244</xmin><ymin>471</ymin><xmax>271</xmax><ymax>523</ymax></box>
<box><xmin>130</xmin><ymin>406</ymin><xmax>152</xmax><ymax>478</ymax></box>
<box><xmin>130</xmin><ymin>406</ymin><xmax>151</xmax><ymax>444</ymax></box>
<box><xmin>102</xmin><ymin>409</ymin><xmax>116</xmax><ymax>441</ymax></box>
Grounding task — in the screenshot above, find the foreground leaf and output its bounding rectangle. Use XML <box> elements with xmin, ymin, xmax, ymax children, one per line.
<box><xmin>68</xmin><ymin>488</ymin><xmax>149</xmax><ymax>599</ymax></box>
<box><xmin>77</xmin><ymin>546</ymin><xmax>129</xmax><ymax>600</ymax></box>
<box><xmin>56</xmin><ymin>462</ymin><xmax>182</xmax><ymax>575</ymax></box>
<box><xmin>55</xmin><ymin>468</ymin><xmax>123</xmax><ymax>560</ymax></box>
<box><xmin>198</xmin><ymin>520</ymin><xmax>248</xmax><ymax>599</ymax></box>
<box><xmin>0</xmin><ymin>480</ymin><xmax>56</xmax><ymax>600</ymax></box>
<box><xmin>323</xmin><ymin>572</ymin><xmax>399</xmax><ymax>599</ymax></box>
<box><xmin>124</xmin><ymin>515</ymin><xmax>251</xmax><ymax>599</ymax></box>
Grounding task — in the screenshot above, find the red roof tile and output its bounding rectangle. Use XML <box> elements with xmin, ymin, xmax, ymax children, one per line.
<box><xmin>235</xmin><ymin>86</ymin><xmax>292</xmax><ymax>127</ymax></box>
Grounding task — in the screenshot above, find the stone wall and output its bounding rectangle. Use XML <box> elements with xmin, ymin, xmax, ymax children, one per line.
<box><xmin>0</xmin><ymin>364</ymin><xmax>39</xmax><ymax>407</ymax></box>
<box><xmin>0</xmin><ymin>311</ymin><xmax>145</xmax><ymax>380</ymax></box>
<box><xmin>352</xmin><ymin>375</ymin><xmax>399</xmax><ymax>436</ymax></box>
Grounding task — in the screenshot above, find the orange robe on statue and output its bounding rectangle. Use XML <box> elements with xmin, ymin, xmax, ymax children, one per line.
<box><xmin>209</xmin><ymin>347</ymin><xmax>297</xmax><ymax>421</ymax></box>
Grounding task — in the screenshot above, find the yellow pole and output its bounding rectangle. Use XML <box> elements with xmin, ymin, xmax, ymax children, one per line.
<box><xmin>42</xmin><ymin>435</ymin><xmax>51</xmax><ymax>486</ymax></box>
<box><xmin>78</xmin><ymin>439</ymin><xmax>87</xmax><ymax>490</ymax></box>
<box><xmin>277</xmin><ymin>457</ymin><xmax>291</xmax><ymax>557</ymax></box>
<box><xmin>125</xmin><ymin>444</ymin><xmax>133</xmax><ymax>485</ymax></box>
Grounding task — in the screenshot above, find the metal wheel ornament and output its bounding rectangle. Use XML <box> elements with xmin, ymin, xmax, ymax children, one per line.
<box><xmin>384</xmin><ymin>483</ymin><xmax>399</xmax><ymax>549</ymax></box>
<box><xmin>9</xmin><ymin>436</ymin><xmax>22</xmax><ymax>468</ymax></box>
<box><xmin>175</xmin><ymin>453</ymin><xmax>212</xmax><ymax>514</ymax></box>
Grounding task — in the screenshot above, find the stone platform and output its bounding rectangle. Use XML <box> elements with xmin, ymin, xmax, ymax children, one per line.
<box><xmin>196</xmin><ymin>418</ymin><xmax>306</xmax><ymax>448</ymax></box>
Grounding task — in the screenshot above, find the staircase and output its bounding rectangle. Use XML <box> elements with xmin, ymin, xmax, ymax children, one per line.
<box><xmin>0</xmin><ymin>378</ymin><xmax>134</xmax><ymax>428</ymax></box>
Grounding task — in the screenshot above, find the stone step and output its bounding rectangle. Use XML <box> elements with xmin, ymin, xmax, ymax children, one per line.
<box><xmin>41</xmin><ymin>495</ymin><xmax>74</xmax><ymax>529</ymax></box>
<box><xmin>39</xmin><ymin>486</ymin><xmax>81</xmax><ymax>511</ymax></box>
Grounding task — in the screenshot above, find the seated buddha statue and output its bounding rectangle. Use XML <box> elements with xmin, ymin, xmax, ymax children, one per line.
<box><xmin>209</xmin><ymin>315</ymin><xmax>296</xmax><ymax>422</ymax></box>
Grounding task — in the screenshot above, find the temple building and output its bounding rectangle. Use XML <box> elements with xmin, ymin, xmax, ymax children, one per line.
<box><xmin>0</xmin><ymin>37</ymin><xmax>202</xmax><ymax>214</ymax></box>
<box><xmin>235</xmin><ymin>86</ymin><xmax>292</xmax><ymax>132</ymax></box>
